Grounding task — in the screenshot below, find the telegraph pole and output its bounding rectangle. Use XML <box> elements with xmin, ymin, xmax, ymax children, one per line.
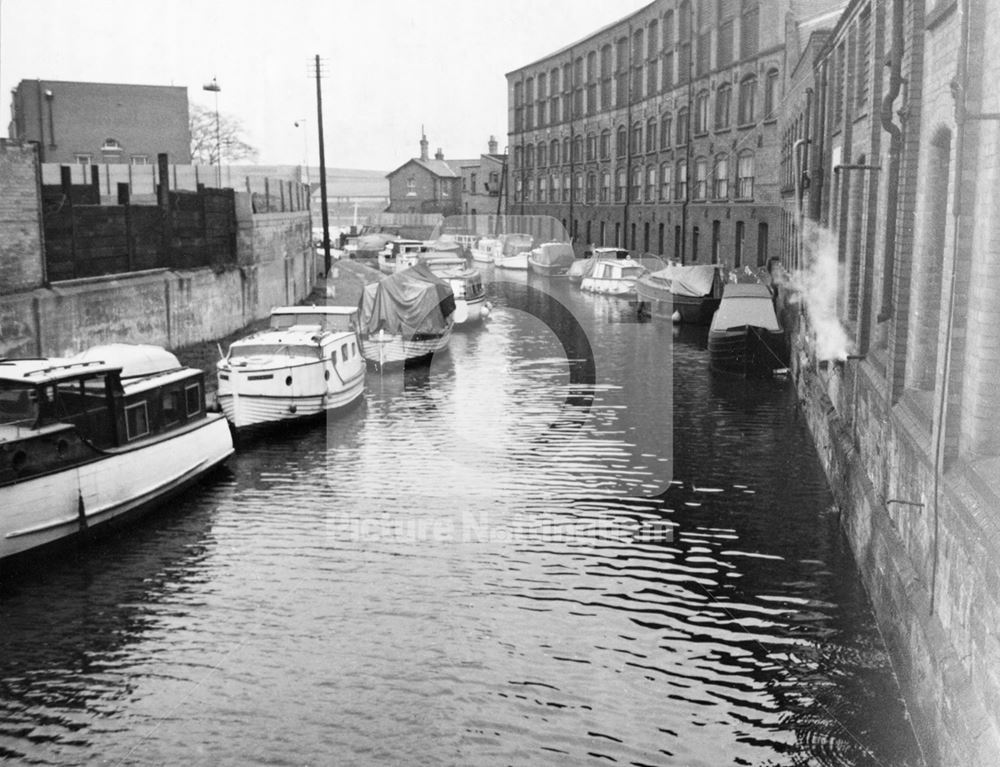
<box><xmin>313</xmin><ymin>55</ymin><xmax>332</xmax><ymax>277</ymax></box>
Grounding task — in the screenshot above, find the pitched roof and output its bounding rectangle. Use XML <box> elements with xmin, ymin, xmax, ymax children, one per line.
<box><xmin>386</xmin><ymin>157</ymin><xmax>459</xmax><ymax>179</ymax></box>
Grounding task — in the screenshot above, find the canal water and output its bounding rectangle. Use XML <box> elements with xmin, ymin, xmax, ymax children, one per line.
<box><xmin>0</xmin><ymin>270</ymin><xmax>923</xmax><ymax>766</ymax></box>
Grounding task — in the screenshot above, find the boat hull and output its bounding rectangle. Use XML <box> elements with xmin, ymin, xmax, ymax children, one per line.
<box><xmin>494</xmin><ymin>253</ymin><xmax>529</xmax><ymax>270</ymax></box>
<box><xmin>673</xmin><ymin>294</ymin><xmax>721</xmax><ymax>325</ymax></box>
<box><xmin>580</xmin><ymin>277</ymin><xmax>638</xmax><ymax>296</ymax></box>
<box><xmin>361</xmin><ymin>329</ymin><xmax>452</xmax><ymax>370</ymax></box>
<box><xmin>0</xmin><ymin>415</ymin><xmax>234</xmax><ymax>564</ymax></box>
<box><xmin>635</xmin><ymin>277</ymin><xmax>673</xmax><ymax>317</ymax></box>
<box><xmin>708</xmin><ymin>326</ymin><xmax>788</xmax><ymax>378</ymax></box>
<box><xmin>527</xmin><ymin>258</ymin><xmax>570</xmax><ymax>276</ymax></box>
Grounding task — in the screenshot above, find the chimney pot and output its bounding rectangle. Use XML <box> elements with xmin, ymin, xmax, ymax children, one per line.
<box><xmin>435</xmin><ymin>148</ymin><xmax>444</xmax><ymax>160</ymax></box>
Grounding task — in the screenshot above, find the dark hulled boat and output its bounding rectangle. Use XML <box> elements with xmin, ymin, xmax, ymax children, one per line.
<box><xmin>708</xmin><ymin>283</ymin><xmax>788</xmax><ymax>378</ymax></box>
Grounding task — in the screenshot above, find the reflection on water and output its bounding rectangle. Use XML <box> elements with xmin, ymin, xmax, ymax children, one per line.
<box><xmin>0</xmin><ymin>271</ymin><xmax>922</xmax><ymax>766</ymax></box>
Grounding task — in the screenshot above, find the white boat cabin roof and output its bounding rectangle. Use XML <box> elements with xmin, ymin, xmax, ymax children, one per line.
<box><xmin>269</xmin><ymin>305</ymin><xmax>359</xmax><ymax>332</ymax></box>
<box><xmin>0</xmin><ymin>344</ymin><xmax>185</xmax><ymax>386</ymax></box>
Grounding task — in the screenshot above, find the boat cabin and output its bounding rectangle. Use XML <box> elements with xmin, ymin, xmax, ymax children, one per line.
<box><xmin>269</xmin><ymin>305</ymin><xmax>359</xmax><ymax>333</ymax></box>
<box><xmin>0</xmin><ymin>348</ymin><xmax>208</xmax><ymax>484</ymax></box>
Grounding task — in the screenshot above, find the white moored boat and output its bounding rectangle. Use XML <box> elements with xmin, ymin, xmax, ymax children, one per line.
<box><xmin>470</xmin><ymin>236</ymin><xmax>501</xmax><ymax>263</ymax></box>
<box><xmin>359</xmin><ymin>261</ymin><xmax>456</xmax><ymax>369</ymax></box>
<box><xmin>0</xmin><ymin>344</ymin><xmax>234</xmax><ymax>566</ymax></box>
<box><xmin>580</xmin><ymin>256</ymin><xmax>648</xmax><ymax>296</ymax></box>
<box><xmin>216</xmin><ymin>306</ymin><xmax>365</xmax><ymax>430</ymax></box>
<box><xmin>493</xmin><ymin>233</ymin><xmax>534</xmax><ymax>270</ymax></box>
<box><xmin>422</xmin><ymin>254</ymin><xmax>489</xmax><ymax>325</ymax></box>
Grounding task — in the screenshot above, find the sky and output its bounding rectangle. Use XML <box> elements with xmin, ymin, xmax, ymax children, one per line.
<box><xmin>0</xmin><ymin>0</ymin><xmax>653</xmax><ymax>171</ymax></box>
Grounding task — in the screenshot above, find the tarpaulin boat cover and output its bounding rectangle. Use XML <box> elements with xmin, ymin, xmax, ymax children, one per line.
<box><xmin>669</xmin><ymin>265</ymin><xmax>720</xmax><ymax>298</ymax></box>
<box><xmin>425</xmin><ymin>239</ymin><xmax>464</xmax><ymax>255</ymax></box>
<box><xmin>360</xmin><ymin>261</ymin><xmax>456</xmax><ymax>336</ymax></box>
<box><xmin>357</xmin><ymin>232</ymin><xmax>397</xmax><ymax>251</ymax></box>
<box><xmin>531</xmin><ymin>242</ymin><xmax>575</xmax><ymax>268</ymax></box>
<box><xmin>710</xmin><ymin>283</ymin><xmax>780</xmax><ymax>332</ymax></box>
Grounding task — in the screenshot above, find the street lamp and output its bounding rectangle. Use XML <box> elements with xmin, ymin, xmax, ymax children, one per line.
<box><xmin>202</xmin><ymin>77</ymin><xmax>221</xmax><ymax>186</ymax></box>
<box><xmin>294</xmin><ymin>119</ymin><xmax>310</xmax><ymax>185</ymax></box>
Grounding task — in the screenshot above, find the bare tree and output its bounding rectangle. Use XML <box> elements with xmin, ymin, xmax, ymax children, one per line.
<box><xmin>189</xmin><ymin>103</ymin><xmax>258</xmax><ymax>164</ymax></box>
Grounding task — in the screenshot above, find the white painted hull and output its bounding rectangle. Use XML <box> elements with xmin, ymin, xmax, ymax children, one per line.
<box><xmin>361</xmin><ymin>329</ymin><xmax>452</xmax><ymax>369</ymax></box>
<box><xmin>0</xmin><ymin>415</ymin><xmax>233</xmax><ymax>562</ymax></box>
<box><xmin>470</xmin><ymin>249</ymin><xmax>495</xmax><ymax>263</ymax></box>
<box><xmin>580</xmin><ymin>277</ymin><xmax>638</xmax><ymax>296</ymax></box>
<box><xmin>454</xmin><ymin>295</ymin><xmax>488</xmax><ymax>325</ymax></box>
<box><xmin>494</xmin><ymin>252</ymin><xmax>529</xmax><ymax>270</ymax></box>
<box><xmin>217</xmin><ymin>359</ymin><xmax>365</xmax><ymax>430</ymax></box>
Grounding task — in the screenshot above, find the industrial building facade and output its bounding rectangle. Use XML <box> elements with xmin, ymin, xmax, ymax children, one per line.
<box><xmin>504</xmin><ymin>0</ymin><xmax>822</xmax><ymax>265</ymax></box>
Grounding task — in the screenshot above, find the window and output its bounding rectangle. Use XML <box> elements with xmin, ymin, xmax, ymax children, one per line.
<box><xmin>738</xmin><ymin>75</ymin><xmax>756</xmax><ymax>125</ymax></box>
<box><xmin>696</xmin><ymin>30</ymin><xmax>711</xmax><ymax>77</ymax></box>
<box><xmin>646</xmin><ymin>117</ymin><xmax>657</xmax><ymax>153</ymax></box>
<box><xmin>645</xmin><ymin>165</ymin><xmax>657</xmax><ymax>202</ymax></box>
<box><xmin>856</xmin><ymin>9</ymin><xmax>871</xmax><ymax>108</ymax></box>
<box><xmin>537</xmin><ymin>143</ymin><xmax>547</xmax><ymax>168</ymax></box>
<box><xmin>341</xmin><ymin>343</ymin><xmax>349</xmax><ymax>362</ymax></box>
<box><xmin>352</xmin><ymin>342</ymin><xmax>357</xmax><ymax>356</ymax></box>
<box><xmin>717</xmin><ymin>20</ymin><xmax>734</xmax><ymax>67</ymax></box>
<box><xmin>735</xmin><ymin>220</ymin><xmax>745</xmax><ymax>266</ymax></box>
<box><xmin>660</xmin><ymin>162</ymin><xmax>673</xmax><ymax>202</ymax></box>
<box><xmin>563</xmin><ymin>174</ymin><xmax>571</xmax><ymax>202</ymax></box>
<box><xmin>526</xmin><ymin>144</ymin><xmax>534</xmax><ymax>169</ymax></box>
<box><xmin>676</xmin><ymin>160</ymin><xmax>687</xmax><ymax>200</ymax></box>
<box><xmin>647</xmin><ymin>19</ymin><xmax>659</xmax><ymax>58</ymax></box>
<box><xmin>185</xmin><ymin>382</ymin><xmax>203</xmax><ymax>416</ymax></box>
<box><xmin>575</xmin><ymin>173</ymin><xmax>584</xmax><ymax>200</ymax></box>
<box><xmin>631</xmin><ymin>166</ymin><xmax>642</xmax><ymax>201</ymax></box>
<box><xmin>130</xmin><ymin>155</ymin><xmax>148</xmax><ymax>165</ymax></box>
<box><xmin>538</xmin><ymin>176</ymin><xmax>547</xmax><ymax>203</ymax></box>
<box><xmin>615</xmin><ymin>169</ymin><xmax>626</xmax><ymax>202</ymax></box>
<box><xmin>694</xmin><ymin>157</ymin><xmax>708</xmax><ymax>200</ymax></box>
<box><xmin>616</xmin><ymin>125</ymin><xmax>627</xmax><ymax>157</ymax></box>
<box><xmin>616</xmin><ymin>37</ymin><xmax>629</xmax><ymax>107</ymax></box>
<box><xmin>586</xmin><ymin>173</ymin><xmax>596</xmax><ymax>202</ymax></box>
<box><xmin>572</xmin><ymin>135</ymin><xmax>583</xmax><ymax>163</ymax></box>
<box><xmin>694</xmin><ymin>90</ymin><xmax>710</xmax><ymax>134</ymax></box>
<box><xmin>736</xmin><ymin>151</ymin><xmax>754</xmax><ymax>198</ymax></box>
<box><xmin>161</xmin><ymin>388</ymin><xmax>182</xmax><ymax>425</ymax></box>
<box><xmin>75</xmin><ymin>154</ymin><xmax>92</xmax><ymax>165</ymax></box>
<box><xmin>600</xmin><ymin>130</ymin><xmax>611</xmax><ymax>159</ymax></box>
<box><xmin>586</xmin><ymin>133</ymin><xmax>596</xmax><ymax>162</ymax></box>
<box><xmin>563</xmin><ymin>137</ymin><xmax>571</xmax><ymax>164</ymax></box>
<box><xmin>715</xmin><ymin>84</ymin><xmax>731</xmax><ymax>130</ymax></box>
<box><xmin>757</xmin><ymin>222</ymin><xmax>769</xmax><ymax>266</ymax></box>
<box><xmin>646</xmin><ymin>59</ymin><xmax>658</xmax><ymax>97</ymax></box>
<box><xmin>125</xmin><ymin>401</ymin><xmax>150</xmax><ymax>441</ymax></box>
<box><xmin>631</xmin><ymin>121</ymin><xmax>642</xmax><ymax>154</ymax></box>
<box><xmin>712</xmin><ymin>220</ymin><xmax>721</xmax><ymax>263</ymax></box>
<box><xmin>740</xmin><ymin>1</ymin><xmax>759</xmax><ymax>58</ymax></box>
<box><xmin>692</xmin><ymin>226</ymin><xmax>700</xmax><ymax>261</ymax></box>
<box><xmin>660</xmin><ymin>113</ymin><xmax>672</xmax><ymax>149</ymax></box>
<box><xmin>676</xmin><ymin>107</ymin><xmax>688</xmax><ymax>145</ymax></box>
<box><xmin>713</xmin><ymin>154</ymin><xmax>729</xmax><ymax>199</ymax></box>
<box><xmin>525</xmin><ymin>77</ymin><xmax>534</xmax><ymax>130</ymax></box>
<box><xmin>550</xmin><ymin>139</ymin><xmax>560</xmax><ymax>166</ymax></box>
<box><xmin>525</xmin><ymin>178</ymin><xmax>534</xmax><ymax>203</ymax></box>
<box><xmin>601</xmin><ymin>172</ymin><xmax>611</xmax><ymax>202</ymax></box>
<box><xmin>764</xmin><ymin>69</ymin><xmax>779</xmax><ymax>119</ymax></box>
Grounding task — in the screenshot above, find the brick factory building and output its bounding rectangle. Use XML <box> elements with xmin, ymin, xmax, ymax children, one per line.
<box><xmin>503</xmin><ymin>0</ymin><xmax>846</xmax><ymax>263</ymax></box>
<box><xmin>8</xmin><ymin>79</ymin><xmax>191</xmax><ymax>166</ymax></box>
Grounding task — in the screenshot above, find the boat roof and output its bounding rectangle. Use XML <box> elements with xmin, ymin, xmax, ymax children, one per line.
<box><xmin>271</xmin><ymin>305</ymin><xmax>357</xmax><ymax>316</ymax></box>
<box><xmin>0</xmin><ymin>357</ymin><xmax>118</xmax><ymax>385</ymax></box>
<box><xmin>231</xmin><ymin>327</ymin><xmax>352</xmax><ymax>348</ymax></box>
<box><xmin>0</xmin><ymin>344</ymin><xmax>189</xmax><ymax>385</ymax></box>
<box><xmin>721</xmin><ymin>283</ymin><xmax>774</xmax><ymax>299</ymax></box>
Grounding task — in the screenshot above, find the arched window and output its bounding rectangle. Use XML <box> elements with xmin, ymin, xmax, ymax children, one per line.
<box><xmin>586</xmin><ymin>133</ymin><xmax>597</xmax><ymax>162</ymax></box>
<box><xmin>563</xmin><ymin>137</ymin><xmax>571</xmax><ymax>164</ymax></box>
<box><xmin>615</xmin><ymin>168</ymin><xmax>626</xmax><ymax>201</ymax></box>
<box><xmin>586</xmin><ymin>172</ymin><xmax>596</xmax><ymax>202</ymax></box>
<box><xmin>537</xmin><ymin>142</ymin><xmax>547</xmax><ymax>168</ymax></box>
<box><xmin>738</xmin><ymin>75</ymin><xmax>757</xmax><ymax>125</ymax></box>
<box><xmin>616</xmin><ymin>125</ymin><xmax>627</xmax><ymax>157</ymax></box>
<box><xmin>740</xmin><ymin>1</ymin><xmax>760</xmax><ymax>58</ymax></box>
<box><xmin>525</xmin><ymin>177</ymin><xmax>534</xmax><ymax>202</ymax></box>
<box><xmin>694</xmin><ymin>156</ymin><xmax>708</xmax><ymax>200</ymax></box>
<box><xmin>572</xmin><ymin>135</ymin><xmax>583</xmax><ymax>163</ymax></box>
<box><xmin>514</xmin><ymin>146</ymin><xmax>523</xmax><ymax>169</ymax></box>
<box><xmin>675</xmin><ymin>159</ymin><xmax>687</xmax><ymax>200</ymax></box>
<box><xmin>601</xmin><ymin>171</ymin><xmax>611</xmax><ymax>202</ymax></box>
<box><xmin>631</xmin><ymin>166</ymin><xmax>642</xmax><ymax>202</ymax></box>
<box><xmin>694</xmin><ymin>90</ymin><xmax>710</xmax><ymax>134</ymax></box>
<box><xmin>645</xmin><ymin>165</ymin><xmax>657</xmax><ymax>202</ymax></box>
<box><xmin>526</xmin><ymin>144</ymin><xmax>535</xmax><ymax>168</ymax></box>
<box><xmin>646</xmin><ymin>116</ymin><xmax>657</xmax><ymax>153</ymax></box>
<box><xmin>631</xmin><ymin>121</ymin><xmax>643</xmax><ymax>154</ymax></box>
<box><xmin>676</xmin><ymin>106</ymin><xmax>689</xmax><ymax>145</ymax></box>
<box><xmin>538</xmin><ymin>175</ymin><xmax>547</xmax><ymax>203</ymax></box>
<box><xmin>764</xmin><ymin>68</ymin><xmax>780</xmax><ymax>119</ymax></box>
<box><xmin>660</xmin><ymin>161</ymin><xmax>673</xmax><ymax>202</ymax></box>
<box><xmin>736</xmin><ymin>150</ymin><xmax>754</xmax><ymax>198</ymax></box>
<box><xmin>660</xmin><ymin>113</ymin><xmax>672</xmax><ymax>149</ymax></box>
<box><xmin>600</xmin><ymin>129</ymin><xmax>611</xmax><ymax>159</ymax></box>
<box><xmin>715</xmin><ymin>84</ymin><xmax>731</xmax><ymax>130</ymax></box>
<box><xmin>713</xmin><ymin>154</ymin><xmax>729</xmax><ymax>199</ymax></box>
<box><xmin>550</xmin><ymin>139</ymin><xmax>560</xmax><ymax>166</ymax></box>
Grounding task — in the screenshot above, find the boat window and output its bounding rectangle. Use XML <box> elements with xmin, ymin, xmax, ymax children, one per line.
<box><xmin>229</xmin><ymin>344</ymin><xmax>322</xmax><ymax>360</ymax></box>
<box><xmin>270</xmin><ymin>313</ymin><xmax>354</xmax><ymax>332</ymax></box>
<box><xmin>162</xmin><ymin>388</ymin><xmax>182</xmax><ymax>425</ymax></box>
<box><xmin>351</xmin><ymin>342</ymin><xmax>357</xmax><ymax>356</ymax></box>
<box><xmin>0</xmin><ymin>384</ymin><xmax>39</xmax><ymax>426</ymax></box>
<box><xmin>125</xmin><ymin>401</ymin><xmax>150</xmax><ymax>440</ymax></box>
<box><xmin>185</xmin><ymin>382</ymin><xmax>203</xmax><ymax>417</ymax></box>
<box><xmin>341</xmin><ymin>343</ymin><xmax>349</xmax><ymax>363</ymax></box>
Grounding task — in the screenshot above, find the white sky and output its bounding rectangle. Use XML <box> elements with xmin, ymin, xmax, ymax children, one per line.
<box><xmin>0</xmin><ymin>0</ymin><xmax>652</xmax><ymax>171</ymax></box>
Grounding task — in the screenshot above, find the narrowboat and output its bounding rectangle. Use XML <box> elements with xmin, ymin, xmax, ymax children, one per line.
<box><xmin>708</xmin><ymin>283</ymin><xmax>789</xmax><ymax>378</ymax></box>
<box><xmin>527</xmin><ymin>242</ymin><xmax>576</xmax><ymax>276</ymax></box>
<box><xmin>0</xmin><ymin>344</ymin><xmax>234</xmax><ymax>565</ymax></box>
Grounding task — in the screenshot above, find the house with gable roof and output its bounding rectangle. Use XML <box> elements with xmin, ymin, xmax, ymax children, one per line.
<box><xmin>385</xmin><ymin>133</ymin><xmax>472</xmax><ymax>216</ymax></box>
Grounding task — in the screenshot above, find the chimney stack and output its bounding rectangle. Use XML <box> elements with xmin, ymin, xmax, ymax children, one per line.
<box><xmin>420</xmin><ymin>128</ymin><xmax>429</xmax><ymax>161</ymax></box>
<box><xmin>488</xmin><ymin>135</ymin><xmax>498</xmax><ymax>154</ymax></box>
<box><xmin>435</xmin><ymin>148</ymin><xmax>444</xmax><ymax>160</ymax></box>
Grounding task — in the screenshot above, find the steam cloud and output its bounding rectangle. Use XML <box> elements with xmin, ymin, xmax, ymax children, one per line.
<box><xmin>789</xmin><ymin>221</ymin><xmax>853</xmax><ymax>363</ymax></box>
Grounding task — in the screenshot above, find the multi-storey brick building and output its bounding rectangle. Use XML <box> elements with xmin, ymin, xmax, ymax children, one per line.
<box><xmin>458</xmin><ymin>136</ymin><xmax>507</xmax><ymax>218</ymax></box>
<box><xmin>8</xmin><ymin>79</ymin><xmax>191</xmax><ymax>165</ymax></box>
<box><xmin>777</xmin><ymin>0</ymin><xmax>1000</xmax><ymax>763</ymax></box>
<box><xmin>504</xmin><ymin>1</ymin><xmax>842</xmax><ymax>265</ymax></box>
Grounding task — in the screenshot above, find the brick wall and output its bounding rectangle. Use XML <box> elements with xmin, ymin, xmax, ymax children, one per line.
<box><xmin>0</xmin><ymin>141</ymin><xmax>45</xmax><ymax>294</ymax></box>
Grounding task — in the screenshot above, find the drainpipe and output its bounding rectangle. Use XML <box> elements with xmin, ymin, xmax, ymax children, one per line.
<box><xmin>810</xmin><ymin>62</ymin><xmax>828</xmax><ymax>223</ymax></box>
<box><xmin>876</xmin><ymin>0</ymin><xmax>905</xmax><ymax>322</ymax></box>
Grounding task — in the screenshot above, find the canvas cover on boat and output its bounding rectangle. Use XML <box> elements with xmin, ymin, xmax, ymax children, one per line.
<box><xmin>360</xmin><ymin>261</ymin><xmax>456</xmax><ymax>336</ymax></box>
<box><xmin>710</xmin><ymin>284</ymin><xmax>780</xmax><ymax>332</ymax></box>
<box><xmin>530</xmin><ymin>242</ymin><xmax>575</xmax><ymax>268</ymax></box>
<box><xmin>72</xmin><ymin>344</ymin><xmax>182</xmax><ymax>378</ymax></box>
<box><xmin>669</xmin><ymin>265</ymin><xmax>719</xmax><ymax>298</ymax></box>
